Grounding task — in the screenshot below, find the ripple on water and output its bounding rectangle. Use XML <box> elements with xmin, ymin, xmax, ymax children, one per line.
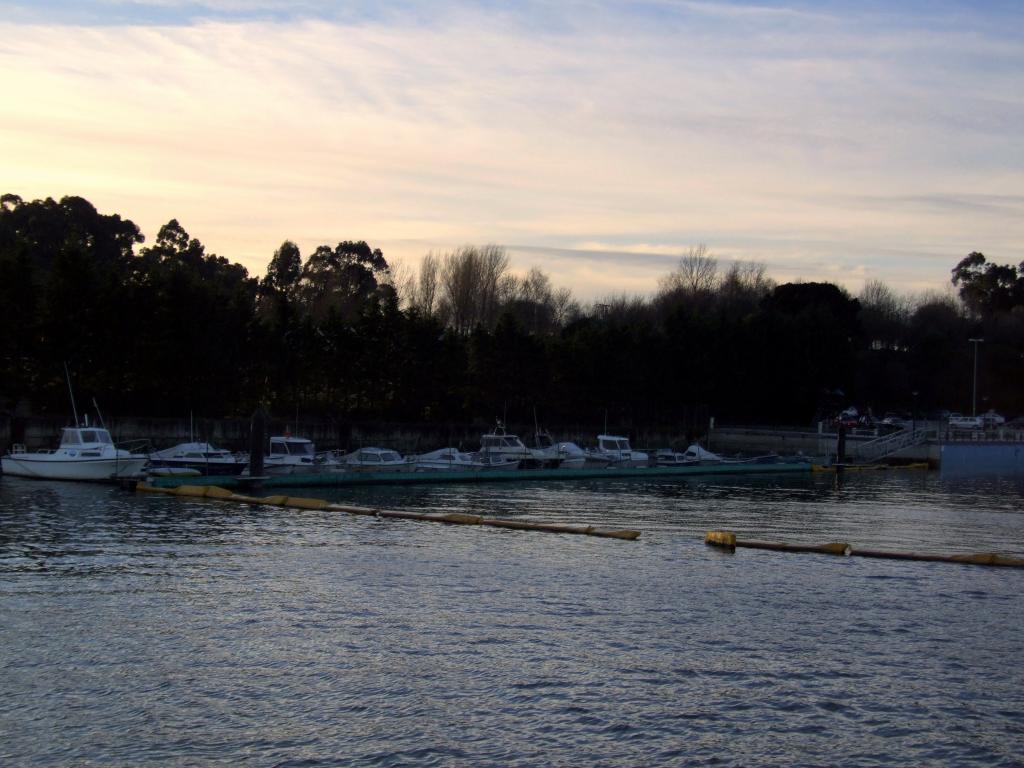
<box><xmin>1</xmin><ymin>472</ymin><xmax>1023</xmax><ymax>766</ymax></box>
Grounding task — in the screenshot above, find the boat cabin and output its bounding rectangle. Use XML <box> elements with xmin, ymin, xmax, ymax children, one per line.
<box><xmin>598</xmin><ymin>435</ymin><xmax>633</xmax><ymax>452</ymax></box>
<box><xmin>60</xmin><ymin>427</ymin><xmax>114</xmax><ymax>447</ymax></box>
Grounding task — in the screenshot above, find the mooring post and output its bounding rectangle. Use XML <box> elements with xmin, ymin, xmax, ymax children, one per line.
<box><xmin>248</xmin><ymin>408</ymin><xmax>266</xmax><ymax>487</ymax></box>
<box><xmin>836</xmin><ymin>423</ymin><xmax>847</xmax><ymax>465</ymax></box>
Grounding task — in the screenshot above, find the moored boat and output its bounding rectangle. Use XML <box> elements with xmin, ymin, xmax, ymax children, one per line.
<box><xmin>480</xmin><ymin>423</ymin><xmax>546</xmax><ymax>469</ymax></box>
<box><xmin>554</xmin><ymin>440</ymin><xmax>588</xmax><ymax>470</ymax></box>
<box><xmin>680</xmin><ymin>443</ymin><xmax>725</xmax><ymax>465</ymax></box>
<box><xmin>654</xmin><ymin>448</ymin><xmax>690</xmax><ymax>467</ymax></box>
<box><xmin>527</xmin><ymin>430</ymin><xmax>566</xmax><ymax>469</ymax></box>
<box><xmin>246</xmin><ymin>435</ymin><xmax>342</xmax><ymax>475</ymax></box>
<box><xmin>148</xmin><ymin>441</ymin><xmax>248</xmax><ymax>476</ymax></box>
<box><xmin>587</xmin><ymin>434</ymin><xmax>649</xmax><ymax>468</ymax></box>
<box><xmin>415</xmin><ymin>447</ymin><xmax>479</xmax><ymax>472</ymax></box>
<box><xmin>340</xmin><ymin>447</ymin><xmax>416</xmax><ymax>473</ymax></box>
<box><xmin>470</xmin><ymin>452</ymin><xmax>522</xmax><ymax>470</ymax></box>
<box><xmin>2</xmin><ymin>424</ymin><xmax>148</xmax><ymax>481</ymax></box>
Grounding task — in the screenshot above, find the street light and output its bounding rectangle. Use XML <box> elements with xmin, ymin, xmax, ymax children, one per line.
<box><xmin>912</xmin><ymin>390</ymin><xmax>918</xmax><ymax>434</ymax></box>
<box><xmin>969</xmin><ymin>338</ymin><xmax>984</xmax><ymax>416</ymax></box>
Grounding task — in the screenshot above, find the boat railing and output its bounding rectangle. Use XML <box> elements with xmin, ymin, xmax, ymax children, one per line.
<box><xmin>10</xmin><ymin>444</ymin><xmax>26</xmax><ymax>455</ymax></box>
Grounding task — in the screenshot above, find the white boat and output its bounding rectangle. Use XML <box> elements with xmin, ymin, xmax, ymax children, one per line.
<box><xmin>530</xmin><ymin>433</ymin><xmax>587</xmax><ymax>469</ymax></box>
<box><xmin>587</xmin><ymin>434</ymin><xmax>649</xmax><ymax>468</ymax></box>
<box><xmin>553</xmin><ymin>442</ymin><xmax>589</xmax><ymax>470</ymax></box>
<box><xmin>2</xmin><ymin>424</ymin><xmax>148</xmax><ymax>481</ymax></box>
<box><xmin>470</xmin><ymin>452</ymin><xmax>522</xmax><ymax>470</ymax></box>
<box><xmin>340</xmin><ymin>447</ymin><xmax>416</xmax><ymax>473</ymax></box>
<box><xmin>148</xmin><ymin>441</ymin><xmax>248</xmax><ymax>476</ymax></box>
<box><xmin>415</xmin><ymin>447</ymin><xmax>479</xmax><ymax>472</ymax></box>
<box><xmin>680</xmin><ymin>444</ymin><xmax>725</xmax><ymax>465</ymax></box>
<box><xmin>655</xmin><ymin>448</ymin><xmax>690</xmax><ymax>467</ymax></box>
<box><xmin>479</xmin><ymin>423</ymin><xmax>538</xmax><ymax>468</ymax></box>
<box><xmin>246</xmin><ymin>435</ymin><xmax>342</xmax><ymax>475</ymax></box>
<box><xmin>527</xmin><ymin>431</ymin><xmax>566</xmax><ymax>469</ymax></box>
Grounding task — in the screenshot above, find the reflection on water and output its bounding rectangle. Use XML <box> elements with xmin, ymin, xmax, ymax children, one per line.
<box><xmin>1</xmin><ymin>471</ymin><xmax>1023</xmax><ymax>767</ymax></box>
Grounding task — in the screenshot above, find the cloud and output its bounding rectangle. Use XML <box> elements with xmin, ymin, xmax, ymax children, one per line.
<box><xmin>1</xmin><ymin>1</ymin><xmax>1022</xmax><ymax>300</ymax></box>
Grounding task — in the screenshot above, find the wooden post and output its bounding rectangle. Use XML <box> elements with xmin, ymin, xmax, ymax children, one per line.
<box><xmin>248</xmin><ymin>408</ymin><xmax>266</xmax><ymax>482</ymax></box>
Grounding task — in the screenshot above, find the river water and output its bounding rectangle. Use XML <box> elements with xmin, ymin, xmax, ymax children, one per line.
<box><xmin>2</xmin><ymin>470</ymin><xmax>1023</xmax><ymax>766</ymax></box>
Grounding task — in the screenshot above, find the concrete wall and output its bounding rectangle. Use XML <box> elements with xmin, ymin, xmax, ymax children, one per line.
<box><xmin>939</xmin><ymin>443</ymin><xmax>1024</xmax><ymax>478</ymax></box>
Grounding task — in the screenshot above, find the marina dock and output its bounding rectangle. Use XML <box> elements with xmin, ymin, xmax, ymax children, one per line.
<box><xmin>145</xmin><ymin>459</ymin><xmax>813</xmax><ymax>489</ymax></box>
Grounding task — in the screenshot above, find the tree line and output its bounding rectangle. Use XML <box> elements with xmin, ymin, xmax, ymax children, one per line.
<box><xmin>1</xmin><ymin>194</ymin><xmax>1021</xmax><ymax>433</ymax></box>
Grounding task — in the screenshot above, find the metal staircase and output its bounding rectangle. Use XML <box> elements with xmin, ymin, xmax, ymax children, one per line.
<box><xmin>848</xmin><ymin>428</ymin><xmax>936</xmax><ymax>463</ymax></box>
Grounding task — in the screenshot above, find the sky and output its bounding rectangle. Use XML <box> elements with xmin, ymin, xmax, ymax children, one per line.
<box><xmin>2</xmin><ymin>0</ymin><xmax>1022</xmax><ymax>300</ymax></box>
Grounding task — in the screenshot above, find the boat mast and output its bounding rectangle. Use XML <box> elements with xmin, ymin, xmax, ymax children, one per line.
<box><xmin>64</xmin><ymin>362</ymin><xmax>80</xmax><ymax>427</ymax></box>
<box><xmin>92</xmin><ymin>398</ymin><xmax>108</xmax><ymax>429</ymax></box>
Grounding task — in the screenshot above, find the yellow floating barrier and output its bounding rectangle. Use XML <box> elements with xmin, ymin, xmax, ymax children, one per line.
<box><xmin>281</xmin><ymin>496</ymin><xmax>330</xmax><ymax>510</ymax></box>
<box><xmin>135</xmin><ymin>483</ymin><xmax>640</xmax><ymax>540</ymax></box>
<box><xmin>172</xmin><ymin>484</ymin><xmax>214</xmax><ymax>498</ymax></box>
<box><xmin>705</xmin><ymin>531</ymin><xmax>737</xmax><ymax>550</ymax></box>
<box><xmin>327</xmin><ymin>503</ymin><xmax>381</xmax><ymax>517</ymax></box>
<box><xmin>737</xmin><ymin>539</ymin><xmax>851</xmax><ymax>556</ymax></box>
<box><xmin>704</xmin><ymin>530</ymin><xmax>1024</xmax><ymax>568</ymax></box>
<box><xmin>851</xmin><ymin>549</ymin><xmax>1024</xmax><ymax>567</ymax></box>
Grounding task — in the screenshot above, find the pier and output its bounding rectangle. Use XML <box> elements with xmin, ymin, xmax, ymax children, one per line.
<box><xmin>144</xmin><ymin>459</ymin><xmax>813</xmax><ymax>490</ymax></box>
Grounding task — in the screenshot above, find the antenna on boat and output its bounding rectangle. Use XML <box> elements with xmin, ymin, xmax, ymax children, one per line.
<box><xmin>92</xmin><ymin>398</ymin><xmax>107</xmax><ymax>429</ymax></box>
<box><xmin>64</xmin><ymin>361</ymin><xmax>80</xmax><ymax>427</ymax></box>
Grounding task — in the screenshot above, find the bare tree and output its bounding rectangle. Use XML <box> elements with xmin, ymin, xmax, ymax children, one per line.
<box><xmin>718</xmin><ymin>259</ymin><xmax>774</xmax><ymax>312</ymax></box>
<box><xmin>550</xmin><ymin>286</ymin><xmax>581</xmax><ymax>327</ymax></box>
<box><xmin>859</xmin><ymin>279</ymin><xmax>914</xmax><ymax>350</ymax></box>
<box><xmin>658</xmin><ymin>244</ymin><xmax>718</xmax><ymax>296</ymax></box>
<box><xmin>438</xmin><ymin>245</ymin><xmax>511</xmax><ymax>334</ymax></box>
<box><xmin>383</xmin><ymin>256</ymin><xmax>415</xmax><ymax>309</ymax></box>
<box><xmin>411</xmin><ymin>251</ymin><xmax>440</xmax><ymax>317</ymax></box>
<box><xmin>592</xmin><ymin>293</ymin><xmax>651</xmax><ymax>324</ymax></box>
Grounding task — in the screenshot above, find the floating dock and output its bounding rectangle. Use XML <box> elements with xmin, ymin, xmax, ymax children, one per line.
<box><xmin>145</xmin><ymin>460</ymin><xmax>814</xmax><ymax>489</ymax></box>
<box><xmin>137</xmin><ymin>483</ymin><xmax>641</xmax><ymax>540</ymax></box>
<box><xmin>705</xmin><ymin>531</ymin><xmax>1024</xmax><ymax>568</ymax></box>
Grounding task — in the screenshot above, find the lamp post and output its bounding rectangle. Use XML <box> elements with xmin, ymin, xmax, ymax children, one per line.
<box><xmin>968</xmin><ymin>338</ymin><xmax>984</xmax><ymax>417</ymax></box>
<box><xmin>912</xmin><ymin>390</ymin><xmax>918</xmax><ymax>434</ymax></box>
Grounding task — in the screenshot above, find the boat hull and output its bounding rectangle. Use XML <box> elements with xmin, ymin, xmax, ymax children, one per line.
<box><xmin>2</xmin><ymin>455</ymin><xmax>148</xmax><ymax>481</ymax></box>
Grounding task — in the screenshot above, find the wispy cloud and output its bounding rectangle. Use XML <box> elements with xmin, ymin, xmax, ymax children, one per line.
<box><xmin>2</xmin><ymin>1</ymin><xmax>1021</xmax><ymax>298</ymax></box>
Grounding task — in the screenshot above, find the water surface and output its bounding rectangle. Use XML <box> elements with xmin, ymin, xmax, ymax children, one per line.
<box><xmin>2</xmin><ymin>471</ymin><xmax>1022</xmax><ymax>766</ymax></box>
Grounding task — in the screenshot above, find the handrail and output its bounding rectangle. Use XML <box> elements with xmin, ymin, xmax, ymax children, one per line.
<box><xmin>848</xmin><ymin>428</ymin><xmax>936</xmax><ymax>461</ymax></box>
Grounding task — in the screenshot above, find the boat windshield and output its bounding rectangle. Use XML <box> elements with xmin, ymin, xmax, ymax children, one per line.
<box><xmin>64</xmin><ymin>429</ymin><xmax>113</xmax><ymax>445</ymax></box>
<box><xmin>271</xmin><ymin>440</ymin><xmax>314</xmax><ymax>456</ymax></box>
